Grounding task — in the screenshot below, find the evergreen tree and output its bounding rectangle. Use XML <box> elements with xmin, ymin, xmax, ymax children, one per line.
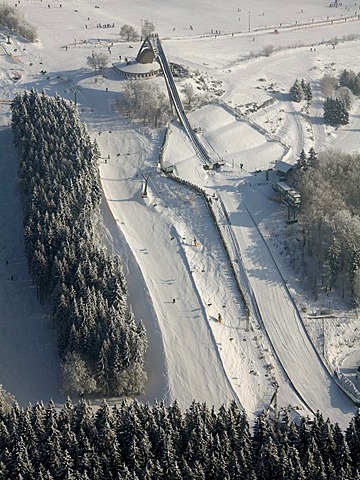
<box><xmin>303</xmin><ymin>82</ymin><xmax>313</xmax><ymax>102</ymax></box>
<box><xmin>297</xmin><ymin>149</ymin><xmax>307</xmax><ymax>170</ymax></box>
<box><xmin>255</xmin><ymin>436</ymin><xmax>280</xmax><ymax>480</ymax></box>
<box><xmin>349</xmin><ymin>247</ymin><xmax>360</xmax><ymax>306</ymax></box>
<box><xmin>346</xmin><ymin>410</ymin><xmax>360</xmax><ymax>473</ymax></box>
<box><xmin>317</xmin><ymin>418</ymin><xmax>337</xmax><ymax>465</ymax></box>
<box><xmin>323</xmin><ymin>97</ymin><xmax>349</xmax><ymax>126</ymax></box>
<box><xmin>290</xmin><ymin>79</ymin><xmax>303</xmax><ymax>102</ymax></box>
<box><xmin>11</xmin><ymin>90</ymin><xmax>147</xmax><ymax>397</ymax></box>
<box><xmin>332</xmin><ymin>424</ymin><xmax>353</xmax><ymax>479</ymax></box>
<box><xmin>336</xmin><ymin>86</ymin><xmax>354</xmax><ymax>111</ymax></box>
<box><xmin>339</xmin><ymin>69</ymin><xmax>356</xmax><ymax>91</ymax></box>
<box><xmin>252</xmin><ymin>410</ymin><xmax>275</xmax><ymax>459</ymax></box>
<box><xmin>354</xmin><ymin>72</ymin><xmax>360</xmax><ymax>96</ymax></box>
<box><xmin>325</xmin><ymin>237</ymin><xmax>343</xmax><ymax>288</ymax></box>
<box><xmin>307</xmin><ymin>147</ymin><xmax>317</xmax><ymax>168</ymax></box>
<box><xmin>0</xmin><ymin>397</ymin><xmax>359</xmax><ymax>478</ymax></box>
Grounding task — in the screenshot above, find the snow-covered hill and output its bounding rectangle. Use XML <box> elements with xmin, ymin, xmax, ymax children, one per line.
<box><xmin>0</xmin><ymin>0</ymin><xmax>359</xmax><ymax>427</ymax></box>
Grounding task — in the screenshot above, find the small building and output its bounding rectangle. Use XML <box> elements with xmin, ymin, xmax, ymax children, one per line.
<box><xmin>274</xmin><ymin>160</ymin><xmax>295</xmax><ymax>177</ymax></box>
<box><xmin>113</xmin><ymin>45</ymin><xmax>160</xmax><ymax>79</ymax></box>
<box><xmin>273</xmin><ymin>181</ymin><xmax>301</xmax><ymax>224</ymax></box>
<box><xmin>161</xmin><ymin>165</ymin><xmax>174</xmax><ymax>174</ymax></box>
<box><xmin>113</xmin><ymin>59</ymin><xmax>160</xmax><ymax>79</ymax></box>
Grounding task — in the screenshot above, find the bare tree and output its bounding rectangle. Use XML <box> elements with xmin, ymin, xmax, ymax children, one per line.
<box><xmin>296</xmin><ymin>150</ymin><xmax>360</xmax><ymax>301</ymax></box>
<box><xmin>0</xmin><ymin>4</ymin><xmax>37</xmax><ymax>41</ymax></box>
<box><xmin>114</xmin><ymin>363</ymin><xmax>147</xmax><ymax>396</ymax></box>
<box><xmin>182</xmin><ymin>83</ymin><xmax>197</xmax><ymax>108</ymax></box>
<box><xmin>97</xmin><ymin>52</ymin><xmax>109</xmax><ymax>71</ymax></box>
<box><xmin>122</xmin><ymin>80</ymin><xmax>171</xmax><ymax>126</ymax></box>
<box><xmin>86</xmin><ymin>52</ymin><xmax>109</xmax><ymax>72</ymax></box>
<box><xmin>0</xmin><ymin>384</ymin><xmax>15</xmax><ymax>412</ymax></box>
<box><xmin>62</xmin><ymin>352</ymin><xmax>97</xmax><ymax>394</ymax></box>
<box><xmin>142</xmin><ymin>19</ymin><xmax>155</xmax><ymax>38</ymax></box>
<box><xmin>263</xmin><ymin>45</ymin><xmax>275</xmax><ymax>57</ymax></box>
<box><xmin>119</xmin><ymin>24</ymin><xmax>138</xmax><ymax>42</ymax></box>
<box><xmin>319</xmin><ymin>74</ymin><xmax>338</xmax><ymax>98</ymax></box>
<box><xmin>335</xmin><ymin>86</ymin><xmax>354</xmax><ymax>110</ymax></box>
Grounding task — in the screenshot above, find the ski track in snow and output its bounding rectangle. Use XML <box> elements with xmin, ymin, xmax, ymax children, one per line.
<box><xmin>163</xmin><ymin>101</ymin><xmax>358</xmax><ymax>427</ymax></box>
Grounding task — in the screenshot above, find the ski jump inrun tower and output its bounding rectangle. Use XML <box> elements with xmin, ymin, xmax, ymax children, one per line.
<box><xmin>138</xmin><ymin>34</ymin><xmax>213</xmax><ymax>167</ymax></box>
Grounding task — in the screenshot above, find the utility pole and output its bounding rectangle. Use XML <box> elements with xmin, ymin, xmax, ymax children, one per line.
<box><xmin>141</xmin><ymin>172</ymin><xmax>152</xmax><ymax>197</ymax></box>
<box><xmin>248</xmin><ymin>10</ymin><xmax>251</xmax><ymax>32</ymax></box>
<box><xmin>70</xmin><ymin>85</ymin><xmax>81</xmax><ymax>105</ymax></box>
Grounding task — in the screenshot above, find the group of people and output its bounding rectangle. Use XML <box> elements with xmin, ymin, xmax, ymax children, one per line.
<box><xmin>96</xmin><ymin>23</ymin><xmax>115</xmax><ymax>28</ymax></box>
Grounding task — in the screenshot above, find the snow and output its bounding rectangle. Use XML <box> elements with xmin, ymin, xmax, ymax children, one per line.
<box><xmin>0</xmin><ymin>0</ymin><xmax>359</xmax><ymax>428</ymax></box>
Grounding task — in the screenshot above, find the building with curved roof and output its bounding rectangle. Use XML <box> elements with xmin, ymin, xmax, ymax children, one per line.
<box><xmin>113</xmin><ymin>41</ymin><xmax>160</xmax><ymax>79</ymax></box>
<box><xmin>136</xmin><ymin>47</ymin><xmax>155</xmax><ymax>64</ymax></box>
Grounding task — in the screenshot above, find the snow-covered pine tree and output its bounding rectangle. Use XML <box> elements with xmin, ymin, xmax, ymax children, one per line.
<box><xmin>349</xmin><ymin>247</ymin><xmax>360</xmax><ymax>307</ymax></box>
<box><xmin>12</xmin><ymin>90</ymin><xmax>147</xmax><ymax>397</ymax></box>
<box><xmin>307</xmin><ymin>147</ymin><xmax>317</xmax><ymax>168</ymax></box>
<box><xmin>290</xmin><ymin>79</ymin><xmax>303</xmax><ymax>102</ymax></box>
<box><xmin>345</xmin><ymin>410</ymin><xmax>360</xmax><ymax>473</ymax></box>
<box><xmin>303</xmin><ymin>82</ymin><xmax>313</xmax><ymax>103</ymax></box>
<box><xmin>354</xmin><ymin>72</ymin><xmax>360</xmax><ymax>96</ymax></box>
<box><xmin>297</xmin><ymin>149</ymin><xmax>307</xmax><ymax>169</ymax></box>
<box><xmin>336</xmin><ymin>86</ymin><xmax>354</xmax><ymax>111</ymax></box>
<box><xmin>323</xmin><ymin>97</ymin><xmax>349</xmax><ymax>126</ymax></box>
<box><xmin>339</xmin><ymin>69</ymin><xmax>356</xmax><ymax>90</ymax></box>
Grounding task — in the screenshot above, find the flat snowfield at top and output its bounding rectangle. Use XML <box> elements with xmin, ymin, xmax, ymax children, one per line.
<box><xmin>23</xmin><ymin>0</ymin><xmax>357</xmax><ymax>37</ymax></box>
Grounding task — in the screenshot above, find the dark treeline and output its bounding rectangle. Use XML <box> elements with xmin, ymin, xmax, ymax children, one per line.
<box><xmin>0</xmin><ymin>398</ymin><xmax>359</xmax><ymax>479</ymax></box>
<box><xmin>11</xmin><ymin>90</ymin><xmax>147</xmax><ymax>396</ymax></box>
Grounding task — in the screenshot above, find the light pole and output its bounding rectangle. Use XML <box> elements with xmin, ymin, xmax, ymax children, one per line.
<box><xmin>248</xmin><ymin>11</ymin><xmax>251</xmax><ymax>32</ymax></box>
<box><xmin>140</xmin><ymin>19</ymin><xmax>143</xmax><ymax>41</ymax></box>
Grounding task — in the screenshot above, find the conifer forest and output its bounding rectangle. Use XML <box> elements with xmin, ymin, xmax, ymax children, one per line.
<box><xmin>11</xmin><ymin>91</ymin><xmax>147</xmax><ymax>397</ymax></box>
<box><xmin>0</xmin><ymin>398</ymin><xmax>359</xmax><ymax>479</ymax></box>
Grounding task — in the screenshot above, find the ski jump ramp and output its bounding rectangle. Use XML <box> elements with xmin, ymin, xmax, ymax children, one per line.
<box><xmin>141</xmin><ymin>35</ymin><xmax>357</xmax><ymax>426</ymax></box>
<box><xmin>144</xmin><ymin>35</ymin><xmax>213</xmax><ymax>167</ymax></box>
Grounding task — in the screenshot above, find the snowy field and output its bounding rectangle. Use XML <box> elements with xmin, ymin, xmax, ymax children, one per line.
<box><xmin>0</xmin><ymin>0</ymin><xmax>359</xmax><ymax>427</ymax></box>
